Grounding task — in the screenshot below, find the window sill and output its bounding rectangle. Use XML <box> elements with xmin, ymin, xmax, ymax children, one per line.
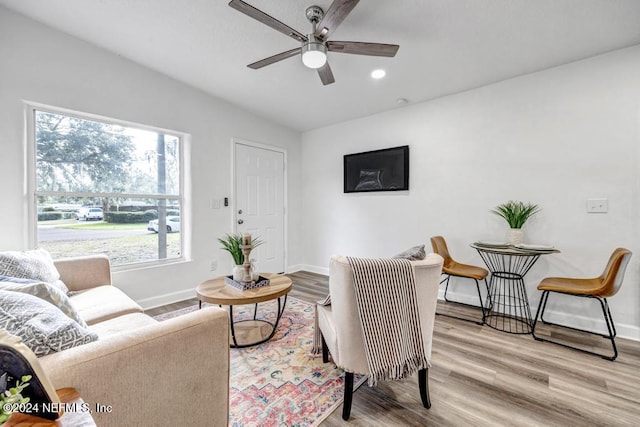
<box><xmin>111</xmin><ymin>257</ymin><xmax>190</xmax><ymax>273</ymax></box>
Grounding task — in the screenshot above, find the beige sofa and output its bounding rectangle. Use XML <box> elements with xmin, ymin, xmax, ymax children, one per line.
<box><xmin>37</xmin><ymin>255</ymin><xmax>229</xmax><ymax>427</ymax></box>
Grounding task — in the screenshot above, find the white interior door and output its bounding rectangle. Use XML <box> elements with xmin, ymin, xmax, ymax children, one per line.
<box><xmin>234</xmin><ymin>142</ymin><xmax>285</xmax><ymax>273</ymax></box>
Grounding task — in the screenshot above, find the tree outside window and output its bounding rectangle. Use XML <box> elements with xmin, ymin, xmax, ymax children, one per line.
<box><xmin>33</xmin><ymin>109</ymin><xmax>183</xmax><ymax>266</ymax></box>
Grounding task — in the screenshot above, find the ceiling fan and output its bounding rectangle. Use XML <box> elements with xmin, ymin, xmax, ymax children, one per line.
<box><xmin>228</xmin><ymin>0</ymin><xmax>400</xmax><ymax>85</ymax></box>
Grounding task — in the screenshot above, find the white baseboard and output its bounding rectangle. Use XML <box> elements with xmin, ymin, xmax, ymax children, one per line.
<box><xmin>138</xmin><ymin>265</ymin><xmax>328</xmax><ymax>311</ymax></box>
<box><xmin>539</xmin><ymin>308</ymin><xmax>640</xmax><ymax>342</ymax></box>
<box><xmin>441</xmin><ymin>288</ymin><xmax>640</xmax><ymax>341</ymax></box>
<box><xmin>137</xmin><ymin>288</ymin><xmax>196</xmax><ymax>310</ymax></box>
<box><xmin>437</xmin><ymin>288</ymin><xmax>483</xmax><ymax>306</ymax></box>
<box><xmin>140</xmin><ymin>266</ymin><xmax>324</xmax><ymax>310</ymax></box>
<box><xmin>288</xmin><ymin>264</ymin><xmax>329</xmax><ymax>276</ymax></box>
<box><xmin>283</xmin><ymin>266</ymin><xmax>640</xmax><ymax>342</ymax></box>
<box><xmin>286</xmin><ymin>264</ymin><xmax>304</xmax><ymax>273</ymax></box>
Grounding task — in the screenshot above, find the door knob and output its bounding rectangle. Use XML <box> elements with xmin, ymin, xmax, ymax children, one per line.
<box><xmin>237</xmin><ymin>219</ymin><xmax>244</xmax><ymax>224</ymax></box>
<box><xmin>238</xmin><ymin>209</ymin><xmax>243</xmax><ymax>214</ymax></box>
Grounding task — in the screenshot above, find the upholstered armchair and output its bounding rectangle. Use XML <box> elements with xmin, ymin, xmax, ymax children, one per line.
<box><xmin>316</xmin><ymin>254</ymin><xmax>444</xmax><ymax>420</ymax></box>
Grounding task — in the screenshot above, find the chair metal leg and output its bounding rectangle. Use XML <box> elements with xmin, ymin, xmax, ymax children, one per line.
<box><xmin>599</xmin><ymin>297</ymin><xmax>618</xmax><ymax>360</ymax></box>
<box><xmin>531</xmin><ymin>290</ymin><xmax>549</xmax><ymax>339</ymax></box>
<box><xmin>532</xmin><ymin>291</ymin><xmax>618</xmax><ymax>361</ymax></box>
<box><xmin>418</xmin><ymin>368</ymin><xmax>431</xmax><ymax>409</ymax></box>
<box><xmin>474</xmin><ymin>279</ymin><xmax>486</xmax><ymax>323</ymax></box>
<box><xmin>483</xmin><ymin>278</ymin><xmax>493</xmax><ymax>311</ymax></box>
<box><xmin>443</xmin><ymin>275</ymin><xmax>452</xmax><ymax>302</ymax></box>
<box><xmin>437</xmin><ymin>274</ymin><xmax>487</xmax><ymax>325</ymax></box>
<box><xmin>537</xmin><ymin>290</ymin><xmax>552</xmax><ymax>325</ymax></box>
<box><xmin>342</xmin><ymin>372</ymin><xmax>354</xmax><ymax>421</ymax></box>
<box><xmin>604</xmin><ymin>298</ymin><xmax>617</xmax><ymax>338</ymax></box>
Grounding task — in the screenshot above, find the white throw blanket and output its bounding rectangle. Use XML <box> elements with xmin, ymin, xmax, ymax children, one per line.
<box><xmin>348</xmin><ymin>257</ymin><xmax>428</xmax><ymax>387</ymax></box>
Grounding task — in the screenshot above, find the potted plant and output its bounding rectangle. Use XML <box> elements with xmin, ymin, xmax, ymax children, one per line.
<box><xmin>0</xmin><ymin>375</ymin><xmax>32</xmax><ymax>424</ymax></box>
<box><xmin>218</xmin><ymin>233</ymin><xmax>263</xmax><ymax>280</ymax></box>
<box><xmin>491</xmin><ymin>201</ymin><xmax>540</xmax><ymax>244</ymax></box>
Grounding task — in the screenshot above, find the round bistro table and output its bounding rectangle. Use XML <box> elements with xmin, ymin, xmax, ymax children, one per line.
<box><xmin>196</xmin><ymin>273</ymin><xmax>292</xmax><ymax>348</ymax></box>
<box><xmin>470</xmin><ymin>243</ymin><xmax>559</xmax><ymax>334</ymax></box>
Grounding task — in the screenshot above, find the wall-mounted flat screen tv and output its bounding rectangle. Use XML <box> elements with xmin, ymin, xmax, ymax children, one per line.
<box><xmin>344</xmin><ymin>145</ymin><xmax>409</xmax><ymax>193</ymax></box>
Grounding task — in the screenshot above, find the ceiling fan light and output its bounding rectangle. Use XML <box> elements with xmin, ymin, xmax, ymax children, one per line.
<box><xmin>302</xmin><ymin>42</ymin><xmax>327</xmax><ymax>69</ymax></box>
<box><xmin>371</xmin><ymin>69</ymin><xmax>386</xmax><ymax>79</ymax></box>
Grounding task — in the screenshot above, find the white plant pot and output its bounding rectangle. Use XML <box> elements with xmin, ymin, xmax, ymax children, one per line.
<box><xmin>507</xmin><ymin>228</ymin><xmax>524</xmax><ymax>245</ymax></box>
<box><xmin>232</xmin><ymin>265</ymin><xmax>244</xmax><ymax>281</ymax></box>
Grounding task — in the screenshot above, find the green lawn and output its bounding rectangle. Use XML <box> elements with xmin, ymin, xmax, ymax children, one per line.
<box><xmin>37</xmin><ymin>220</ymin><xmax>179</xmax><ymax>265</ymax></box>
<box><xmin>39</xmin><ymin>232</ymin><xmax>181</xmax><ymax>266</ymax></box>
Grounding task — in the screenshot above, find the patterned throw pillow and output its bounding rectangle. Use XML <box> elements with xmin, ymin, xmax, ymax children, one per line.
<box><xmin>0</xmin><ymin>249</ymin><xmax>68</xmax><ymax>293</ymax></box>
<box><xmin>393</xmin><ymin>244</ymin><xmax>427</xmax><ymax>261</ymax></box>
<box><xmin>0</xmin><ymin>290</ymin><xmax>98</xmax><ymax>357</ymax></box>
<box><xmin>0</xmin><ymin>276</ymin><xmax>87</xmax><ymax>328</ymax></box>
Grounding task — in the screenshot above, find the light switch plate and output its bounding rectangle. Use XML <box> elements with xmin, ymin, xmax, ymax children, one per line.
<box><xmin>587</xmin><ymin>198</ymin><xmax>608</xmax><ymax>213</ymax></box>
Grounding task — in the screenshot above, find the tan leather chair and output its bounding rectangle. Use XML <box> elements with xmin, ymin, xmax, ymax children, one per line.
<box><xmin>430</xmin><ymin>236</ymin><xmax>490</xmax><ymax>324</ymax></box>
<box><xmin>317</xmin><ymin>254</ymin><xmax>443</xmax><ymax>420</ymax></box>
<box><xmin>532</xmin><ymin>248</ymin><xmax>632</xmax><ymax>361</ymax></box>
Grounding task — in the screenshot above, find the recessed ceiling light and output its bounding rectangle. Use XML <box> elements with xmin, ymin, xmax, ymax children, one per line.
<box><xmin>371</xmin><ymin>69</ymin><xmax>386</xmax><ymax>79</ymax></box>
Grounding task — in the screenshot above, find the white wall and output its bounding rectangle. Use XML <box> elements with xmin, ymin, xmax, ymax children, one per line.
<box><xmin>2</xmin><ymin>6</ymin><xmax>639</xmax><ymax>339</ymax></box>
<box><xmin>0</xmin><ymin>7</ymin><xmax>302</xmax><ymax>307</ymax></box>
<box><xmin>301</xmin><ymin>46</ymin><xmax>640</xmax><ymax>339</ymax></box>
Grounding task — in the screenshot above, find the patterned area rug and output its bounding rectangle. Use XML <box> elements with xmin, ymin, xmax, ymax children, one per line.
<box><xmin>154</xmin><ymin>297</ymin><xmax>364</xmax><ymax>426</ymax></box>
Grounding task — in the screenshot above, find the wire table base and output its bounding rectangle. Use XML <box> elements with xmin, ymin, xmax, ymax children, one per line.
<box><xmin>471</xmin><ymin>244</ymin><xmax>557</xmax><ymax>334</ymax></box>
<box><xmin>484</xmin><ymin>270</ymin><xmax>537</xmax><ymax>334</ymax></box>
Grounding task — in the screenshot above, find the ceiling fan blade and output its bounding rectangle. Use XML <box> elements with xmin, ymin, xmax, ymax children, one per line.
<box><xmin>247</xmin><ymin>48</ymin><xmax>301</xmax><ymax>69</ymax></box>
<box><xmin>317</xmin><ymin>62</ymin><xmax>335</xmax><ymax>86</ymax></box>
<box><xmin>229</xmin><ymin>0</ymin><xmax>307</xmax><ymax>43</ymax></box>
<box><xmin>315</xmin><ymin>0</ymin><xmax>360</xmax><ymax>41</ymax></box>
<box><xmin>327</xmin><ymin>41</ymin><xmax>399</xmax><ymax>57</ymax></box>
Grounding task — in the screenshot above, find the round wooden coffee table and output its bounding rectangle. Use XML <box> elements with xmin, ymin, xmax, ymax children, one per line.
<box><xmin>196</xmin><ymin>273</ymin><xmax>292</xmax><ymax>348</ymax></box>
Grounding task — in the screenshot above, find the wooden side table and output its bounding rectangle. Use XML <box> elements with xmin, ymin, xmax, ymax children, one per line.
<box><xmin>196</xmin><ymin>273</ymin><xmax>293</xmax><ymax>348</ymax></box>
<box><xmin>5</xmin><ymin>388</ymin><xmax>96</xmax><ymax>426</ymax></box>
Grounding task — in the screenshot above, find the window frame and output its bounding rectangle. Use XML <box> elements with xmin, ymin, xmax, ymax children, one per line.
<box><xmin>25</xmin><ymin>102</ymin><xmax>189</xmax><ymax>270</ymax></box>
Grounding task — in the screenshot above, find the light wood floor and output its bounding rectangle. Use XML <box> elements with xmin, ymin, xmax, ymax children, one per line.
<box><xmin>146</xmin><ymin>271</ymin><xmax>640</xmax><ymax>426</ymax></box>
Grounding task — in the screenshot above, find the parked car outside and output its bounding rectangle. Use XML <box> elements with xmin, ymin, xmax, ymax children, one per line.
<box><xmin>148</xmin><ymin>216</ymin><xmax>181</xmax><ymax>233</ymax></box>
<box><xmin>76</xmin><ymin>207</ymin><xmax>103</xmax><ymax>221</ymax></box>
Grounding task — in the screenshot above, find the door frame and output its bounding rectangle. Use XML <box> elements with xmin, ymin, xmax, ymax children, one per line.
<box><xmin>231</xmin><ymin>138</ymin><xmax>288</xmax><ymax>273</ymax></box>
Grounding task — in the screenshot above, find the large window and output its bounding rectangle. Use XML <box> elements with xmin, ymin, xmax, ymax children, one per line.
<box><xmin>32</xmin><ymin>108</ymin><xmax>183</xmax><ymax>267</ymax></box>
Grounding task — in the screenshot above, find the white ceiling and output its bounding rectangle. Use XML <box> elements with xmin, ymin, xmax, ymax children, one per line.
<box><xmin>2</xmin><ymin>0</ymin><xmax>640</xmax><ymax>132</ymax></box>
